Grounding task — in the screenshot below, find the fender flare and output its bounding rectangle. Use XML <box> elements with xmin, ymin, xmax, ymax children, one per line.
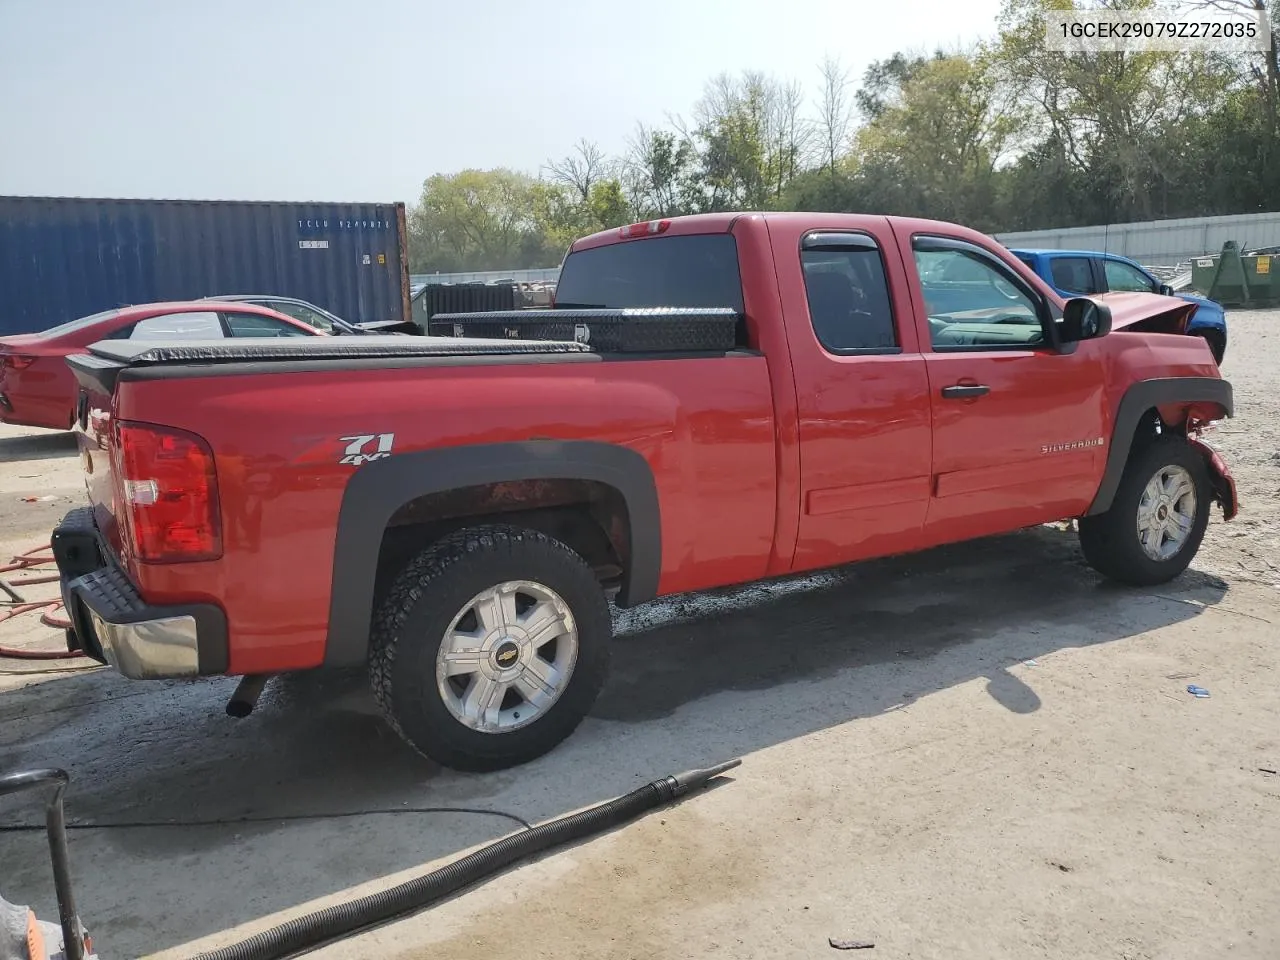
<box><xmin>1086</xmin><ymin>376</ymin><xmax>1233</xmax><ymax>516</ymax></box>
<box><xmin>324</xmin><ymin>440</ymin><xmax>661</xmax><ymax>667</ymax></box>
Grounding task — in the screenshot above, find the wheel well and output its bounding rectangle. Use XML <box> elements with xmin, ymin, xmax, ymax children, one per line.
<box><xmin>1131</xmin><ymin>407</ymin><xmax>1166</xmax><ymax>449</ymax></box>
<box><xmin>1196</xmin><ymin>328</ymin><xmax>1226</xmax><ymax>363</ymax></box>
<box><xmin>1129</xmin><ymin>401</ymin><xmax>1230</xmax><ymax>473</ymax></box>
<box><xmin>372</xmin><ymin>479</ymin><xmax>631</xmax><ymax>605</ymax></box>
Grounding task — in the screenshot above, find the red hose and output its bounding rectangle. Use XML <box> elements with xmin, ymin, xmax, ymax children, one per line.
<box><xmin>0</xmin><ymin>545</ymin><xmax>58</xmax><ymax>576</ymax></box>
<box><xmin>0</xmin><ymin>546</ymin><xmax>85</xmax><ymax>661</ymax></box>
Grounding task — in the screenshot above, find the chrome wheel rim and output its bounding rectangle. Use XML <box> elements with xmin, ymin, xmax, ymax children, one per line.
<box><xmin>435</xmin><ymin>580</ymin><xmax>578</xmax><ymax>733</ymax></box>
<box><xmin>1136</xmin><ymin>465</ymin><xmax>1197</xmax><ymax>561</ymax></box>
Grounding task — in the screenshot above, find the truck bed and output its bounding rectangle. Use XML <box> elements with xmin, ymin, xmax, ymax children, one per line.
<box><xmin>69</xmin><ymin>334</ymin><xmax>596</xmax><ymax>393</ymax></box>
<box><xmin>87</xmin><ymin>334</ymin><xmax>590</xmax><ymax>364</ymax></box>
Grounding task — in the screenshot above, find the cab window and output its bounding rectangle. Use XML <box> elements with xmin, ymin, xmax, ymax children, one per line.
<box><xmin>1103</xmin><ymin>258</ymin><xmax>1156</xmax><ymax>293</ymax></box>
<box><xmin>271</xmin><ymin>301</ymin><xmax>336</xmax><ymax>332</ymax></box>
<box><xmin>1049</xmin><ymin>257</ymin><xmax>1099</xmax><ymax>294</ymax></box>
<box><xmin>800</xmin><ymin>234</ymin><xmax>897</xmax><ymax>353</ymax></box>
<box><xmin>913</xmin><ymin>241</ymin><xmax>1045</xmax><ymax>350</ymax></box>
<box><xmin>223</xmin><ymin>312</ymin><xmax>313</xmax><ymax>338</ymax></box>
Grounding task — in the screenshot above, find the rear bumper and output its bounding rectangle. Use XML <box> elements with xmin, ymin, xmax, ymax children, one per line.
<box><xmin>50</xmin><ymin>507</ymin><xmax>229</xmax><ymax>679</ymax></box>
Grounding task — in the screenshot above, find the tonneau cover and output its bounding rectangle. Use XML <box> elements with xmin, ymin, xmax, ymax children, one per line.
<box><xmin>85</xmin><ymin>334</ymin><xmax>588</xmax><ymax>366</ymax></box>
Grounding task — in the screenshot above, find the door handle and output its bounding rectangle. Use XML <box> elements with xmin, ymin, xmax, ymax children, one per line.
<box><xmin>941</xmin><ymin>384</ymin><xmax>990</xmax><ymax>399</ymax></box>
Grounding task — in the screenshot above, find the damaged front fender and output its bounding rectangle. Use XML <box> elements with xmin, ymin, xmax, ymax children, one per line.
<box><xmin>1187</xmin><ymin>435</ymin><xmax>1238</xmax><ymax>521</ymax></box>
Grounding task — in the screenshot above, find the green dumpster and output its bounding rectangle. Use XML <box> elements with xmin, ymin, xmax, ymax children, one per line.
<box><xmin>1189</xmin><ymin>241</ymin><xmax>1280</xmax><ymax>306</ymax></box>
<box><xmin>1242</xmin><ymin>252</ymin><xmax>1280</xmax><ymax>304</ymax></box>
<box><xmin>1191</xmin><ymin>253</ymin><xmax>1219</xmax><ymax>297</ymax></box>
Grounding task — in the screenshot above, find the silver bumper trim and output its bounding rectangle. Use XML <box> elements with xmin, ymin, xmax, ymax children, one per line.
<box><xmin>87</xmin><ymin>609</ymin><xmax>200</xmax><ymax>679</ymax></box>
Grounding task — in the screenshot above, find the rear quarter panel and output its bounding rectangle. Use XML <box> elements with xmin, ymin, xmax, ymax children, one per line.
<box><xmin>0</xmin><ymin>351</ymin><xmax>77</xmax><ymax>428</ymax></box>
<box><xmin>114</xmin><ymin>356</ymin><xmax>778</xmax><ymax>673</ymax></box>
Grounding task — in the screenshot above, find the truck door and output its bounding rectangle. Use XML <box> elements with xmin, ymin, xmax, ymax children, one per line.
<box><xmin>907</xmin><ymin>234</ymin><xmax>1107</xmax><ymax>543</ymax></box>
<box><xmin>776</xmin><ymin>225</ymin><xmax>934</xmax><ymax>571</ymax></box>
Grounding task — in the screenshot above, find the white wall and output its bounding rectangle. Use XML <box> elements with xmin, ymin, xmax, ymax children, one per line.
<box><xmin>994</xmin><ymin>211</ymin><xmax>1280</xmax><ymax>265</ymax></box>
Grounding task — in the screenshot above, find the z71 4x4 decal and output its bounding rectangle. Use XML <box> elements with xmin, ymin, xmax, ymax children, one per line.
<box><xmin>339</xmin><ymin>433</ymin><xmax>395</xmax><ymax>466</ymax></box>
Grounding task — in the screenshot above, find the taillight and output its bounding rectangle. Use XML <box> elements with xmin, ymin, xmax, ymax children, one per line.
<box><xmin>2</xmin><ymin>354</ymin><xmax>36</xmax><ymax>370</ymax></box>
<box><xmin>114</xmin><ymin>421</ymin><xmax>222</xmax><ymax>563</ymax></box>
<box><xmin>618</xmin><ymin>219</ymin><xmax>671</xmax><ymax>239</ymax></box>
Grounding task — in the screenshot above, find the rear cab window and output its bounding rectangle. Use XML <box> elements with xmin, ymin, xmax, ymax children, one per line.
<box><xmin>555</xmin><ymin>234</ymin><xmax>744</xmax><ymax>312</ymax></box>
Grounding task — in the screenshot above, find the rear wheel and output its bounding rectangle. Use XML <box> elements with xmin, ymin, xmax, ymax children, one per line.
<box><xmin>1078</xmin><ymin>436</ymin><xmax>1211</xmax><ymax>586</ymax></box>
<box><xmin>368</xmin><ymin>524</ymin><xmax>611</xmax><ymax>771</ymax></box>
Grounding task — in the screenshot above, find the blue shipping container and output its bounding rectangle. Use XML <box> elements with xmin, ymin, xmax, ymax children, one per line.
<box><xmin>0</xmin><ymin>196</ymin><xmax>411</xmax><ymax>336</ymax></box>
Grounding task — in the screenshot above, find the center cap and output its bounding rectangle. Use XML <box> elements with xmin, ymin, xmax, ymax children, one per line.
<box><xmin>493</xmin><ymin>640</ymin><xmax>521</xmax><ymax>669</ymax></box>
<box><xmin>1157</xmin><ymin>503</ymin><xmax>1169</xmax><ymax>521</ymax></box>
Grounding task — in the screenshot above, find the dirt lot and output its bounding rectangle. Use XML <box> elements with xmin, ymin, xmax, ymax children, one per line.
<box><xmin>1</xmin><ymin>315</ymin><xmax>1278</xmax><ymax>960</ymax></box>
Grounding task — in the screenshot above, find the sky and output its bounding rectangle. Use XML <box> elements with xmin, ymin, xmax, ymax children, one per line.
<box><xmin>0</xmin><ymin>0</ymin><xmax>1003</xmax><ymax>205</ymax></box>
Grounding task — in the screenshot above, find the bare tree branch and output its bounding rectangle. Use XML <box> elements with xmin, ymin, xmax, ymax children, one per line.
<box><xmin>817</xmin><ymin>54</ymin><xmax>853</xmax><ymax>174</ymax></box>
<box><xmin>544</xmin><ymin>138</ymin><xmax>608</xmax><ymax>203</ymax></box>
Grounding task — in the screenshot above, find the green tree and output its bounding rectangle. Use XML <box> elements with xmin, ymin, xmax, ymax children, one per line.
<box><xmin>851</xmin><ymin>51</ymin><xmax>1024</xmax><ymax>226</ymax></box>
<box><xmin>623</xmin><ymin>124</ymin><xmax>697</xmax><ymax>218</ymax></box>
<box><xmin>407</xmin><ymin>169</ymin><xmax>559</xmax><ymax>273</ymax></box>
<box><xmin>990</xmin><ymin>0</ymin><xmax>1238</xmax><ymax>224</ymax></box>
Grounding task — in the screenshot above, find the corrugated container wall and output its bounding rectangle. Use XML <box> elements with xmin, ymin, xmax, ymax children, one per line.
<box><xmin>0</xmin><ymin>196</ymin><xmax>411</xmax><ymax>336</ymax></box>
<box><xmin>994</xmin><ymin>210</ymin><xmax>1280</xmax><ymax>266</ymax></box>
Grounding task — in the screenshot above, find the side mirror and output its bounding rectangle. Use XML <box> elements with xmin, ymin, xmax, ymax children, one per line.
<box><xmin>1158</xmin><ymin>283</ymin><xmax>1175</xmax><ymax>296</ymax></box>
<box><xmin>1060</xmin><ymin>297</ymin><xmax>1112</xmax><ymax>344</ymax></box>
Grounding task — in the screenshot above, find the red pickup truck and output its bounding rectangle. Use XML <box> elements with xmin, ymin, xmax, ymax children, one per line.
<box><xmin>53</xmin><ymin>212</ymin><xmax>1237</xmax><ymax>772</ymax></box>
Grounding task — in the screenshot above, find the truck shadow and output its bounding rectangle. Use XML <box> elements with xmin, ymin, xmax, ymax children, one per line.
<box><xmin>598</xmin><ymin>524</ymin><xmax>1224</xmax><ymax>723</ymax></box>
<box><xmin>0</xmin><ymin>430</ymin><xmax>77</xmax><ymax>463</ymax></box>
<box><xmin>0</xmin><ymin>524</ymin><xmax>1229</xmax><ymax>958</ymax></box>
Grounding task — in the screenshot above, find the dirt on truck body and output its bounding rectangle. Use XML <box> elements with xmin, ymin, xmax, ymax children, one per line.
<box><xmin>52</xmin><ymin>211</ymin><xmax>1237</xmax><ymax>771</ymax></box>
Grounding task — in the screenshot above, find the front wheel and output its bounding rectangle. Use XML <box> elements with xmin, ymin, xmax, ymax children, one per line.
<box><xmin>1078</xmin><ymin>436</ymin><xmax>1212</xmax><ymax>586</ymax></box>
<box><xmin>369</xmin><ymin>524</ymin><xmax>611</xmax><ymax>772</ymax></box>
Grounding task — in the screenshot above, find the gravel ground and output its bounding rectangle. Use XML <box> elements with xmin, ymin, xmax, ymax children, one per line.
<box><xmin>0</xmin><ymin>314</ymin><xmax>1277</xmax><ymax>960</ymax></box>
<box><xmin>1194</xmin><ymin>308</ymin><xmax>1280</xmax><ymax>589</ymax></box>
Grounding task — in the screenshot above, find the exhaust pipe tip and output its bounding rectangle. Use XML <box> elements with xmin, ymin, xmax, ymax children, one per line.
<box><xmin>226</xmin><ymin>674</ymin><xmax>271</xmax><ymax>718</ymax></box>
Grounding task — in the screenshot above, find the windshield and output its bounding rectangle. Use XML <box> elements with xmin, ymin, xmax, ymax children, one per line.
<box><xmin>555</xmin><ymin>234</ymin><xmax>744</xmax><ymax>310</ymax></box>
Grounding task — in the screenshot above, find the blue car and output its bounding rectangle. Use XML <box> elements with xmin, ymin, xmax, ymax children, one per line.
<box><xmin>1008</xmin><ymin>248</ymin><xmax>1228</xmax><ymax>364</ymax></box>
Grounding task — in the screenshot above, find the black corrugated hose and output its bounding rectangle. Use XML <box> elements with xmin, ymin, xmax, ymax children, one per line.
<box><xmin>192</xmin><ymin>759</ymin><xmax>741</xmax><ymax>960</ymax></box>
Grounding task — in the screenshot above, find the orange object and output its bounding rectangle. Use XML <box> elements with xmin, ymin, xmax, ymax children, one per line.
<box><xmin>26</xmin><ymin>908</ymin><xmax>45</xmax><ymax>960</ymax></box>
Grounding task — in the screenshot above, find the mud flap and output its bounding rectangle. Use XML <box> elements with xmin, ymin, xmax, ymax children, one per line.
<box><xmin>1187</xmin><ymin>436</ymin><xmax>1238</xmax><ymax>521</ymax></box>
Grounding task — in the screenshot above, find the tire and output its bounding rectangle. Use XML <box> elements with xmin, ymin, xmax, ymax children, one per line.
<box><xmin>1078</xmin><ymin>436</ymin><xmax>1212</xmax><ymax>586</ymax></box>
<box><xmin>369</xmin><ymin>524</ymin><xmax>611</xmax><ymax>772</ymax></box>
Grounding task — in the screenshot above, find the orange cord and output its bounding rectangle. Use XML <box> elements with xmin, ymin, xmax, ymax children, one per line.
<box><xmin>0</xmin><ymin>546</ymin><xmax>84</xmax><ymax>660</ymax></box>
